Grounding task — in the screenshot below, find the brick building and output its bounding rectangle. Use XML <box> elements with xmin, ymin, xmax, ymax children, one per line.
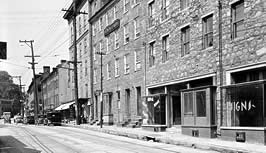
<box><xmin>89</xmin><ymin>0</ymin><xmax>146</xmax><ymax>125</ymax></box>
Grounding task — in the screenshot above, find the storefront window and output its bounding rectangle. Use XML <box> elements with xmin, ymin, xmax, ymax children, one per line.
<box><xmin>184</xmin><ymin>92</ymin><xmax>193</xmax><ymax>114</ymax></box>
<box><xmin>196</xmin><ymin>91</ymin><xmax>206</xmax><ymax>117</ymax></box>
<box><xmin>225</xmin><ymin>83</ymin><xmax>264</xmax><ymax>127</ymax></box>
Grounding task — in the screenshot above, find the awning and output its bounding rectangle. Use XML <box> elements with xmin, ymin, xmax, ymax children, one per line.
<box><xmin>55</xmin><ymin>101</ymin><xmax>75</xmax><ymax>111</ymax></box>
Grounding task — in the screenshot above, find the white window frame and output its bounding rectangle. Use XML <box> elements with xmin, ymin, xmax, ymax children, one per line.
<box><xmin>115</xmin><ymin>31</ymin><xmax>119</xmax><ymax>49</ymax></box>
<box><xmin>124</xmin><ymin>55</ymin><xmax>130</xmax><ymax>74</ymax></box>
<box><xmin>124</xmin><ymin>24</ymin><xmax>129</xmax><ymax>44</ymax></box>
<box><xmin>134</xmin><ymin>51</ymin><xmax>141</xmax><ymax>71</ymax></box>
<box><xmin>107</xmin><ymin>62</ymin><xmax>111</xmax><ymax>80</ymax></box>
<box><xmin>99</xmin><ymin>17</ymin><xmax>103</xmax><ymax>31</ymax></box>
<box><xmin>115</xmin><ymin>58</ymin><xmax>119</xmax><ymax>77</ymax></box>
<box><xmin>134</xmin><ymin>17</ymin><xmax>141</xmax><ymax>39</ymax></box>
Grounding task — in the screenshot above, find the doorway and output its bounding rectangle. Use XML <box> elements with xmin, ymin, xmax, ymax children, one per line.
<box><xmin>172</xmin><ymin>96</ymin><xmax>181</xmax><ymax>125</ymax></box>
<box><xmin>125</xmin><ymin>89</ymin><xmax>131</xmax><ymax>119</ymax></box>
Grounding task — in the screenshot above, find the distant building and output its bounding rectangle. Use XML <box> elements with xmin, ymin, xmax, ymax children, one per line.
<box><xmin>0</xmin><ymin>99</ymin><xmax>13</xmax><ymax>116</ymax></box>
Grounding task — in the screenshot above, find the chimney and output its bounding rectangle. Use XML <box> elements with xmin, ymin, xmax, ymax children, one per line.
<box><xmin>53</xmin><ymin>67</ymin><xmax>57</xmax><ymax>72</ymax></box>
<box><xmin>61</xmin><ymin>60</ymin><xmax>67</xmax><ymax>64</ymax></box>
<box><xmin>43</xmin><ymin>66</ymin><xmax>50</xmax><ymax>74</ymax></box>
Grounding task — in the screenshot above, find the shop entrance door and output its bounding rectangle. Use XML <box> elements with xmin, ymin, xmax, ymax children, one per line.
<box><xmin>172</xmin><ymin>96</ymin><xmax>181</xmax><ymax>125</ymax></box>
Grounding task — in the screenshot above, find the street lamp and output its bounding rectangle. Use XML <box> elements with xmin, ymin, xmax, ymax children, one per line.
<box><xmin>96</xmin><ymin>51</ymin><xmax>106</xmax><ymax>128</ymax></box>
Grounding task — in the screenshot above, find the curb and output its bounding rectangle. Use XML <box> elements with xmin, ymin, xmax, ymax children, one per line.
<box><xmin>62</xmin><ymin>124</ymin><xmax>254</xmax><ymax>153</ymax></box>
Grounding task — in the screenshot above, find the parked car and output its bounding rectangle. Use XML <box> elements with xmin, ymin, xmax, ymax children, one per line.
<box><xmin>14</xmin><ymin>115</ymin><xmax>23</xmax><ymax>123</ymax></box>
<box><xmin>37</xmin><ymin>115</ymin><xmax>46</xmax><ymax>125</ymax></box>
<box><xmin>25</xmin><ymin>116</ymin><xmax>35</xmax><ymax>124</ymax></box>
<box><xmin>46</xmin><ymin>112</ymin><xmax>61</xmax><ymax>126</ymax></box>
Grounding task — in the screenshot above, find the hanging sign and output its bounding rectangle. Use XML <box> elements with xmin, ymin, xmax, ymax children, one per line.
<box><xmin>104</xmin><ymin>19</ymin><xmax>120</xmax><ymax>37</ymax></box>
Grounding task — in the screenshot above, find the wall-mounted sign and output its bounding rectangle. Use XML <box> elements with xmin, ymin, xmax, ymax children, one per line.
<box><xmin>104</xmin><ymin>19</ymin><xmax>120</xmax><ymax>37</ymax></box>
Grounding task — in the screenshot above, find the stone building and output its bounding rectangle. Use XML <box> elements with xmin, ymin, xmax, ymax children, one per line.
<box><xmin>89</xmin><ymin>0</ymin><xmax>146</xmax><ymax>125</ymax></box>
<box><xmin>143</xmin><ymin>0</ymin><xmax>266</xmax><ymax>144</ymax></box>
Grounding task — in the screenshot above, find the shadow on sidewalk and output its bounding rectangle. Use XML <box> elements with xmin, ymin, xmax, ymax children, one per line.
<box><xmin>0</xmin><ymin>136</ymin><xmax>41</xmax><ymax>153</ymax></box>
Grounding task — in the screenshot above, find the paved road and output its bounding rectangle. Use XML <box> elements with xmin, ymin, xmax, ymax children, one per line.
<box><xmin>0</xmin><ymin>124</ymin><xmax>219</xmax><ymax>153</ymax></box>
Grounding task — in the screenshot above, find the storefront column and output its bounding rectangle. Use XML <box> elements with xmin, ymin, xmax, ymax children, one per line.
<box><xmin>165</xmin><ymin>86</ymin><xmax>171</xmax><ymax>127</ymax></box>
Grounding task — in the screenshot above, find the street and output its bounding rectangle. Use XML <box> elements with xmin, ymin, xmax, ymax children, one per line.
<box><xmin>0</xmin><ymin>124</ymin><xmax>219</xmax><ymax>153</ymax></box>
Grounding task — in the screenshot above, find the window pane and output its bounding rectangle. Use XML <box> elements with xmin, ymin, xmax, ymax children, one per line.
<box><xmin>225</xmin><ymin>83</ymin><xmax>264</xmax><ymax>127</ymax></box>
<box><xmin>196</xmin><ymin>91</ymin><xmax>206</xmax><ymax>117</ymax></box>
<box><xmin>184</xmin><ymin>92</ymin><xmax>193</xmax><ymax>114</ymax></box>
<box><xmin>236</xmin><ymin>20</ymin><xmax>244</xmax><ymax>37</ymax></box>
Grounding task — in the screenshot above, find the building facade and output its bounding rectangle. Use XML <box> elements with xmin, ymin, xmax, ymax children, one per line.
<box><xmin>89</xmin><ymin>0</ymin><xmax>146</xmax><ymax>125</ymax></box>
<box><xmin>63</xmin><ymin>0</ymin><xmax>91</xmax><ymax>122</ymax></box>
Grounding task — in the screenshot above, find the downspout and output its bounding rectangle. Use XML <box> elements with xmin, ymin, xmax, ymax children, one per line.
<box><xmin>218</xmin><ymin>0</ymin><xmax>223</xmax><ymax>128</ymax></box>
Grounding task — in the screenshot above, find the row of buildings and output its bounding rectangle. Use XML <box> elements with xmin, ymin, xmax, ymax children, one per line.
<box><xmin>27</xmin><ymin>0</ymin><xmax>266</xmax><ymax>144</ymax></box>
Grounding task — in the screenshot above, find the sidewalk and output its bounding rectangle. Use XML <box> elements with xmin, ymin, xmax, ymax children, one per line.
<box><xmin>62</xmin><ymin>123</ymin><xmax>266</xmax><ymax>153</ymax></box>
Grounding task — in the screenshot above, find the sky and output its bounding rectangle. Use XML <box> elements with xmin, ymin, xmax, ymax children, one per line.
<box><xmin>0</xmin><ymin>0</ymin><xmax>72</xmax><ymax>90</ymax></box>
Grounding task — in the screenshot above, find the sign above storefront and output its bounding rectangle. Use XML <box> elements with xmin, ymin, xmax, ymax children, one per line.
<box><xmin>104</xmin><ymin>19</ymin><xmax>120</xmax><ymax>37</ymax></box>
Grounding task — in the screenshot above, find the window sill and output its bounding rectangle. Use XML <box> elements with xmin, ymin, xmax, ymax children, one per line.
<box><xmin>202</xmin><ymin>46</ymin><xmax>214</xmax><ymax>52</ymax></box>
<box><xmin>124</xmin><ymin>72</ymin><xmax>130</xmax><ymax>75</ymax></box>
<box><xmin>124</xmin><ymin>10</ymin><xmax>128</xmax><ymax>15</ymax></box>
<box><xmin>161</xmin><ymin>17</ymin><xmax>171</xmax><ymax>24</ymax></box>
<box><xmin>132</xmin><ymin>3</ymin><xmax>140</xmax><ymax>8</ymax></box>
<box><xmin>134</xmin><ymin>36</ymin><xmax>140</xmax><ymax>40</ymax></box>
<box><xmin>231</xmin><ymin>36</ymin><xmax>245</xmax><ymax>43</ymax></box>
<box><xmin>115</xmin><ymin>75</ymin><xmax>120</xmax><ymax>78</ymax></box>
<box><xmin>124</xmin><ymin>42</ymin><xmax>129</xmax><ymax>46</ymax></box>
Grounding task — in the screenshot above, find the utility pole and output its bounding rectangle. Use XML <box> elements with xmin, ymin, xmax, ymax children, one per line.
<box><xmin>19</xmin><ymin>40</ymin><xmax>40</xmax><ymax>123</ymax></box>
<box><xmin>96</xmin><ymin>51</ymin><xmax>106</xmax><ymax>128</ymax></box>
<box><xmin>62</xmin><ymin>0</ymin><xmax>87</xmax><ymax>125</ymax></box>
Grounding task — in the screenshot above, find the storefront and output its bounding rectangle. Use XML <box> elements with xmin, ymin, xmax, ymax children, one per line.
<box><xmin>221</xmin><ymin>80</ymin><xmax>266</xmax><ymax>144</ymax></box>
<box><xmin>181</xmin><ymin>86</ymin><xmax>217</xmax><ymax>138</ymax></box>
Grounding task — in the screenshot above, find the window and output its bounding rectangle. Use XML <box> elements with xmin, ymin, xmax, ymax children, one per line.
<box><xmin>85</xmin><ymin>60</ymin><xmax>88</xmax><ymax>76</ymax></box>
<box><xmin>149</xmin><ymin>41</ymin><xmax>155</xmax><ymax>67</ymax></box>
<box><xmin>180</xmin><ymin>0</ymin><xmax>190</xmax><ymax>10</ymax></box>
<box><xmin>106</xmin><ymin>37</ymin><xmax>109</xmax><ymax>53</ymax></box>
<box><xmin>115</xmin><ymin>31</ymin><xmax>119</xmax><ymax>49</ymax></box>
<box><xmin>124</xmin><ymin>24</ymin><xmax>129</xmax><ymax>44</ymax></box>
<box><xmin>99</xmin><ymin>17</ymin><xmax>103</xmax><ymax>31</ymax></box>
<box><xmin>232</xmin><ymin>0</ymin><xmax>244</xmax><ymax>39</ymax></box>
<box><xmin>202</xmin><ymin>14</ymin><xmax>213</xmax><ymax>49</ymax></box>
<box><xmin>184</xmin><ymin>92</ymin><xmax>193</xmax><ymax>114</ymax></box>
<box><xmin>148</xmin><ymin>1</ymin><xmax>155</xmax><ymax>27</ymax></box>
<box><xmin>133</xmin><ymin>0</ymin><xmax>140</xmax><ymax>6</ymax></box>
<box><xmin>107</xmin><ymin>62</ymin><xmax>111</xmax><ymax>80</ymax></box>
<box><xmin>93</xmin><ymin>45</ymin><xmax>96</xmax><ymax>60</ymax></box>
<box><xmin>124</xmin><ymin>0</ymin><xmax>130</xmax><ymax>13</ymax></box>
<box><xmin>162</xmin><ymin>0</ymin><xmax>170</xmax><ymax>20</ymax></box>
<box><xmin>83</xmin><ymin>14</ymin><xmax>86</xmax><ymax>29</ymax></box>
<box><xmin>162</xmin><ymin>35</ymin><xmax>169</xmax><ymax>63</ymax></box>
<box><xmin>92</xmin><ymin>23</ymin><xmax>96</xmax><ymax>36</ymax></box>
<box><xmin>134</xmin><ymin>17</ymin><xmax>141</xmax><ymax>39</ymax></box>
<box><xmin>79</xmin><ymin>16</ymin><xmax>82</xmax><ymax>34</ymax></box>
<box><xmin>134</xmin><ymin>51</ymin><xmax>141</xmax><ymax>71</ymax></box>
<box><xmin>79</xmin><ymin>43</ymin><xmax>82</xmax><ymax>59</ymax></box>
<box><xmin>106</xmin><ymin>12</ymin><xmax>109</xmax><ymax>26</ymax></box>
<box><xmin>196</xmin><ymin>91</ymin><xmax>206</xmax><ymax>117</ymax></box>
<box><xmin>94</xmin><ymin>68</ymin><xmax>97</xmax><ymax>83</ymax></box>
<box><xmin>100</xmin><ymin>40</ymin><xmax>103</xmax><ymax>52</ymax></box>
<box><xmin>70</xmin><ymin>27</ymin><xmax>74</xmax><ymax>42</ymax></box>
<box><xmin>84</xmin><ymin>38</ymin><xmax>87</xmax><ymax>53</ymax></box>
<box><xmin>124</xmin><ymin>54</ymin><xmax>130</xmax><ymax>74</ymax></box>
<box><xmin>181</xmin><ymin>26</ymin><xmax>190</xmax><ymax>56</ymax></box>
<box><xmin>115</xmin><ymin>58</ymin><xmax>119</xmax><ymax>77</ymax></box>
<box><xmin>114</xmin><ymin>5</ymin><xmax>118</xmax><ymax>21</ymax></box>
